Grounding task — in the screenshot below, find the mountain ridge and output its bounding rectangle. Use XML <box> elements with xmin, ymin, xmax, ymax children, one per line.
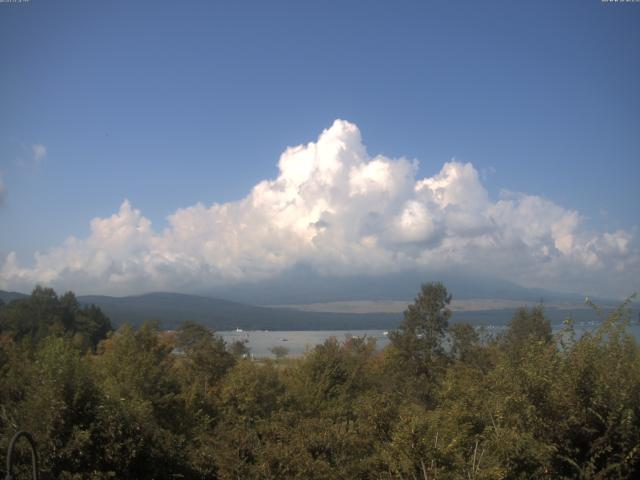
<box><xmin>2</xmin><ymin>287</ymin><xmax>630</xmax><ymax>331</ymax></box>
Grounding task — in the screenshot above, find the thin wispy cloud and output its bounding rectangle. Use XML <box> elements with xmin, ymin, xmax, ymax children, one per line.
<box><xmin>0</xmin><ymin>172</ymin><xmax>5</xmax><ymax>206</ymax></box>
<box><xmin>14</xmin><ymin>143</ymin><xmax>47</xmax><ymax>168</ymax></box>
<box><xmin>32</xmin><ymin>144</ymin><xmax>47</xmax><ymax>162</ymax></box>
<box><xmin>0</xmin><ymin>121</ymin><xmax>637</xmax><ymax>297</ymax></box>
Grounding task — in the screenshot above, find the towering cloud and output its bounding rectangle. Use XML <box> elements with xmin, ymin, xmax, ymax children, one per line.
<box><xmin>1</xmin><ymin>120</ymin><xmax>637</xmax><ymax>297</ymax></box>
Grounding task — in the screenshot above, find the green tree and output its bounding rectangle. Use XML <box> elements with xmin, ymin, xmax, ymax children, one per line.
<box><xmin>387</xmin><ymin>281</ymin><xmax>452</xmax><ymax>404</ymax></box>
<box><xmin>91</xmin><ymin>322</ymin><xmax>193</xmax><ymax>479</ymax></box>
<box><xmin>228</xmin><ymin>339</ymin><xmax>250</xmax><ymax>358</ymax></box>
<box><xmin>213</xmin><ymin>360</ymin><xmax>286</xmax><ymax>479</ymax></box>
<box><xmin>547</xmin><ymin>300</ymin><xmax>640</xmax><ymax>478</ymax></box>
<box><xmin>0</xmin><ymin>337</ymin><xmax>104</xmax><ymax>479</ymax></box>
<box><xmin>270</xmin><ymin>345</ymin><xmax>289</xmax><ymax>360</ymax></box>
<box><xmin>175</xmin><ymin>321</ymin><xmax>235</xmax><ymax>391</ymax></box>
<box><xmin>502</xmin><ymin>305</ymin><xmax>552</xmax><ymax>359</ymax></box>
<box><xmin>0</xmin><ymin>287</ymin><xmax>111</xmax><ymax>349</ymax></box>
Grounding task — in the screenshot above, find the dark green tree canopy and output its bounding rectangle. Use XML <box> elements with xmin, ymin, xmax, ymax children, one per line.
<box><xmin>0</xmin><ymin>286</ymin><xmax>112</xmax><ymax>348</ymax></box>
<box><xmin>1</xmin><ymin>285</ymin><xmax>639</xmax><ymax>479</ymax></box>
<box><xmin>389</xmin><ymin>281</ymin><xmax>452</xmax><ymax>363</ymax></box>
<box><xmin>398</xmin><ymin>282</ymin><xmax>451</xmax><ymax>337</ymax></box>
<box><xmin>503</xmin><ymin>305</ymin><xmax>552</xmax><ymax>356</ymax></box>
<box><xmin>175</xmin><ymin>320</ymin><xmax>235</xmax><ymax>387</ymax></box>
<box><xmin>386</xmin><ymin>282</ymin><xmax>452</xmax><ymax>404</ymax></box>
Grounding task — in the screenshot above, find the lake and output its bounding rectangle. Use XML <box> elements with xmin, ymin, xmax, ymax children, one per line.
<box><xmin>220</xmin><ymin>322</ymin><xmax>640</xmax><ymax>358</ymax></box>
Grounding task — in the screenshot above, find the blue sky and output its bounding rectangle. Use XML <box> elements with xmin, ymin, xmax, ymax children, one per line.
<box><xmin>0</xmin><ymin>0</ymin><xmax>638</xmax><ymax>297</ymax></box>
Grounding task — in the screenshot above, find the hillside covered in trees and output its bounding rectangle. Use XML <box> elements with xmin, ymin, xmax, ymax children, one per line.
<box><xmin>1</xmin><ymin>284</ymin><xmax>639</xmax><ymax>479</ymax></box>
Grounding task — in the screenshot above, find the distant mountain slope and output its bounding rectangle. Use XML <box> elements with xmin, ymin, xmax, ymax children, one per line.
<box><xmin>76</xmin><ymin>292</ymin><xmax>402</xmax><ymax>330</ymax></box>
<box><xmin>71</xmin><ymin>292</ymin><xmax>628</xmax><ymax>330</ymax></box>
<box><xmin>2</xmin><ymin>288</ymin><xmax>630</xmax><ymax>331</ymax></box>
<box><xmin>205</xmin><ymin>268</ymin><xmax>593</xmax><ymax>305</ymax></box>
<box><xmin>0</xmin><ymin>290</ymin><xmax>28</xmax><ymax>304</ymax></box>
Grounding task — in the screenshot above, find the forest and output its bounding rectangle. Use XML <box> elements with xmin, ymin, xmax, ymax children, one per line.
<box><xmin>0</xmin><ymin>284</ymin><xmax>639</xmax><ymax>479</ymax></box>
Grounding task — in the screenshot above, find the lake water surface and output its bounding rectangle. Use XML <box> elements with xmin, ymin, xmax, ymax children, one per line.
<box><xmin>220</xmin><ymin>322</ymin><xmax>640</xmax><ymax>358</ymax></box>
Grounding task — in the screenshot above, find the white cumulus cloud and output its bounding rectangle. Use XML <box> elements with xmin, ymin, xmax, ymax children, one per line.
<box><xmin>0</xmin><ymin>120</ymin><xmax>637</xmax><ymax>297</ymax></box>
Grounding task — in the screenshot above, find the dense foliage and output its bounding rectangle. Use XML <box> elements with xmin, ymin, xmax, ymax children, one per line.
<box><xmin>1</xmin><ymin>284</ymin><xmax>639</xmax><ymax>479</ymax></box>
